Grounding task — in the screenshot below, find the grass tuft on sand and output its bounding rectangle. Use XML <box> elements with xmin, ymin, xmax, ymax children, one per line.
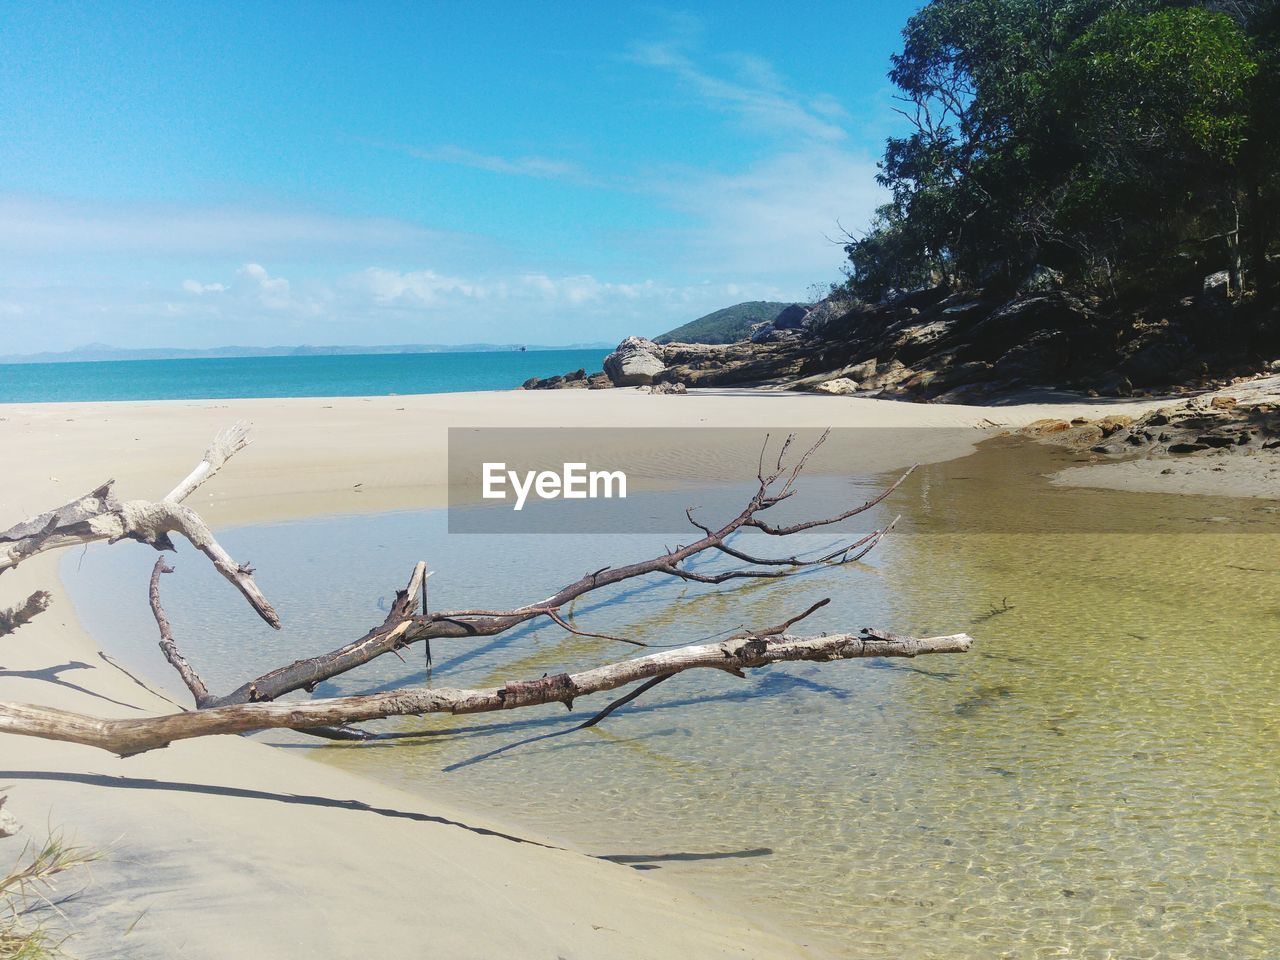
<box><xmin>1</xmin><ymin>796</ymin><xmax>97</xmax><ymax>960</ymax></box>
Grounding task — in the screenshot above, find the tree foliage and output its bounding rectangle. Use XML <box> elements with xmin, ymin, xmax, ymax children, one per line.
<box><xmin>847</xmin><ymin>0</ymin><xmax>1280</xmax><ymax>301</ymax></box>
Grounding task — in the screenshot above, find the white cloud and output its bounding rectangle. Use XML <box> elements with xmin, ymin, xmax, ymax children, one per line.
<box><xmin>0</xmin><ymin>195</ymin><xmax>467</xmax><ymax>259</ymax></box>
<box><xmin>653</xmin><ymin>147</ymin><xmax>886</xmax><ymax>279</ymax></box>
<box><xmin>238</xmin><ymin>262</ymin><xmax>289</xmax><ymax>295</ymax></box>
<box><xmin>628</xmin><ymin>35</ymin><xmax>848</xmax><ymax>143</ymax></box>
<box><xmin>390</xmin><ymin>143</ymin><xmax>597</xmax><ymax>185</ymax></box>
<box><xmin>182</xmin><ymin>279</ymin><xmax>226</xmax><ymax>295</ymax></box>
<box><xmin>356</xmin><ymin>267</ymin><xmax>482</xmax><ymax>305</ymax></box>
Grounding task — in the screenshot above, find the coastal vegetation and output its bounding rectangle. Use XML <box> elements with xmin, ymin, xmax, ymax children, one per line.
<box><xmin>844</xmin><ymin>0</ymin><xmax>1279</xmax><ymax>308</ymax></box>
<box><xmin>0</xmin><ymin>799</ymin><xmax>95</xmax><ymax>960</ymax></box>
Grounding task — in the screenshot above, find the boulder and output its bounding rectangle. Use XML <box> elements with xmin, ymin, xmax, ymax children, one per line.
<box><xmin>964</xmin><ymin>293</ymin><xmax>1094</xmax><ymax>362</ymax></box>
<box><xmin>603</xmin><ymin>337</ymin><xmax>667</xmax><ymax>386</ymax></box>
<box><xmin>1097</xmin><ymin>415</ymin><xmax>1134</xmax><ymax>437</ymax></box>
<box><xmin>1203</xmin><ymin>270</ymin><xmax>1231</xmax><ymax>297</ymax></box>
<box><xmin>771</xmin><ymin>303</ymin><xmax>809</xmax><ymax>330</ymax></box>
<box><xmin>888</xmin><ymin>285</ymin><xmax>950</xmax><ymax>311</ymax></box>
<box><xmin>522</xmin><ymin>372</ymin><xmax>588</xmax><ymax>390</ymax></box>
<box><xmin>799</xmin><ymin>298</ymin><xmax>849</xmax><ymax>336</ymax></box>
<box><xmin>1023</xmin><ymin>418</ymin><xmax>1073</xmax><ymax>437</ymax></box>
<box><xmin>847</xmin><ymin>358</ymin><xmax>877</xmax><ymax>381</ymax></box>
<box><xmin>749</xmin><ymin>325</ymin><xmax>803</xmax><ymax>344</ymax></box>
<box><xmin>1122</xmin><ymin>343</ymin><xmax>1193</xmax><ymax>386</ymax></box>
<box><xmin>859</xmin><ymin>360</ymin><xmax>911</xmax><ymax>392</ymax></box>
<box><xmin>814</xmin><ymin>377</ymin><xmax>859</xmax><ymax>395</ymax></box>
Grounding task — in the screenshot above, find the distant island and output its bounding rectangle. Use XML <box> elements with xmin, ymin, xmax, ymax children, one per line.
<box><xmin>0</xmin><ymin>342</ymin><xmax>614</xmax><ymax>365</ymax></box>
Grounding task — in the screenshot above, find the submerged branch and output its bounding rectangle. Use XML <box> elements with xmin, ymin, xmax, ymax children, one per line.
<box><xmin>0</xmin><ymin>628</ymin><xmax>973</xmax><ymax>756</ymax></box>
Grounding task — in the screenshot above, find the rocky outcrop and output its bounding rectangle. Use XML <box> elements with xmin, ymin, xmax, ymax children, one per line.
<box><xmin>522</xmin><ymin>369</ymin><xmax>613</xmax><ymax>390</ymax></box>
<box><xmin>813</xmin><ymin>377</ymin><xmax>859</xmax><ymax>395</ymax></box>
<box><xmin>603</xmin><ymin>336</ymin><xmax>666</xmax><ymax>385</ymax></box>
<box><xmin>1019</xmin><ymin>385</ymin><xmax>1280</xmax><ymax>460</ymax></box>
<box><xmin>525</xmin><ymin>286</ymin><xmax>1280</xmax><ymax>400</ymax></box>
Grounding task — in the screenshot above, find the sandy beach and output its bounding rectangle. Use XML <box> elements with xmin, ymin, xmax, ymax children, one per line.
<box><xmin>0</xmin><ymin>387</ymin><xmax>1198</xmax><ymax>959</ymax></box>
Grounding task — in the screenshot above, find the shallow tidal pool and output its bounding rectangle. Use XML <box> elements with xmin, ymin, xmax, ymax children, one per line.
<box><xmin>66</xmin><ymin>440</ymin><xmax>1280</xmax><ymax>959</ymax></box>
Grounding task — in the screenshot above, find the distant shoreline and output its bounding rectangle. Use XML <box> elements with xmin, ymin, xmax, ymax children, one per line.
<box><xmin>0</xmin><ymin>341</ymin><xmax>614</xmax><ymax>365</ymax></box>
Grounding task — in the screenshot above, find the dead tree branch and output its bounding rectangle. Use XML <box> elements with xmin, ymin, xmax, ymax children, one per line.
<box><xmin>149</xmin><ymin>559</ymin><xmax>212</xmax><ymax>708</ymax></box>
<box><xmin>0</xmin><ymin>591</ymin><xmax>51</xmax><ymax>638</ymax></box>
<box><xmin>0</xmin><ymin>428</ymin><xmax>977</xmax><ymax>759</ymax></box>
<box><xmin>164</xmin><ymin>421</ymin><xmax>251</xmax><ymax>504</ymax></box>
<box><xmin>0</xmin><ymin>427</ymin><xmax>279</xmax><ymax>628</ymax></box>
<box><xmin>206</xmin><ymin>430</ymin><xmax>912</xmax><ymax>707</ymax></box>
<box><xmin>0</xmin><ymin>628</ymin><xmax>972</xmax><ymax>757</ymax></box>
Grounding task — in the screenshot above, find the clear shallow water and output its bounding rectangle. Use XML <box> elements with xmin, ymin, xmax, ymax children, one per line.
<box><xmin>64</xmin><ymin>443</ymin><xmax>1280</xmax><ymax>958</ymax></box>
<box><xmin>0</xmin><ymin>349</ymin><xmax>608</xmax><ymax>402</ymax></box>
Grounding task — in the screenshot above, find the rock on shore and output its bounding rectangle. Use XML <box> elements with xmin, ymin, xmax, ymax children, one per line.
<box><xmin>524</xmin><ymin>284</ymin><xmax>1280</xmax><ymax>401</ymax></box>
<box><xmin>1017</xmin><ymin>375</ymin><xmax>1280</xmax><ymax>498</ymax></box>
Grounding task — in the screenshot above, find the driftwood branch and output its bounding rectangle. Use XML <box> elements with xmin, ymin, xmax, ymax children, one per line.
<box><xmin>164</xmin><ymin>421</ymin><xmax>251</xmax><ymax>504</ymax></box>
<box><xmin>0</xmin><ymin>432</ymin><xmax>977</xmax><ymax>762</ymax></box>
<box><xmin>0</xmin><ymin>427</ymin><xmax>977</xmax><ymax>764</ymax></box>
<box><xmin>150</xmin><ymin>559</ymin><xmax>212</xmax><ymax>708</ymax></box>
<box><xmin>0</xmin><ymin>628</ymin><xmax>972</xmax><ymax>756</ymax></box>
<box><xmin>0</xmin><ymin>427</ymin><xmax>279</xmax><ymax>628</ymax></box>
<box><xmin>207</xmin><ymin>430</ymin><xmax>911</xmax><ymax>707</ymax></box>
<box><xmin>0</xmin><ymin>590</ymin><xmax>51</xmax><ymax>638</ymax></box>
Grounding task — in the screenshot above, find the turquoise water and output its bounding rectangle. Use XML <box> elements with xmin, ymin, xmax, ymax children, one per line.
<box><xmin>0</xmin><ymin>349</ymin><xmax>608</xmax><ymax>402</ymax></box>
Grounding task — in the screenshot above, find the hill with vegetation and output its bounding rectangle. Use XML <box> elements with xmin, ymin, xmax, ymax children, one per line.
<box><xmin>653</xmin><ymin>302</ymin><xmax>791</xmax><ymax>344</ymax></box>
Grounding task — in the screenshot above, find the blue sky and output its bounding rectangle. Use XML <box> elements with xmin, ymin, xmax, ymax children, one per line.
<box><xmin>0</xmin><ymin>1</ymin><xmax>918</xmax><ymax>352</ymax></box>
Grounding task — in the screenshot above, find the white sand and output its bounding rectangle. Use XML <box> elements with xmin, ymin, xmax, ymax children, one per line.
<box><xmin>0</xmin><ymin>387</ymin><xmax>1177</xmax><ymax>958</ymax></box>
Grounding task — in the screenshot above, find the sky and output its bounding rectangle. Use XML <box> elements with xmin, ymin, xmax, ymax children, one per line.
<box><xmin>0</xmin><ymin>1</ymin><xmax>919</xmax><ymax>352</ymax></box>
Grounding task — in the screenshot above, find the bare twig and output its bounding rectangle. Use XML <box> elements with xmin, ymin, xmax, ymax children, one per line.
<box><xmin>577</xmin><ymin>598</ymin><xmax>834</xmax><ymax>729</ymax></box>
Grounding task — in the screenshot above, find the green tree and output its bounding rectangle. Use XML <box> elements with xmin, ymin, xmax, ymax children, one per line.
<box><xmin>847</xmin><ymin>0</ymin><xmax>1278</xmax><ymax>302</ymax></box>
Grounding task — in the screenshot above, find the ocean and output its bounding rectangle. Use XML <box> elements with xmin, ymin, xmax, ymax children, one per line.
<box><xmin>0</xmin><ymin>349</ymin><xmax>609</xmax><ymax>402</ymax></box>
